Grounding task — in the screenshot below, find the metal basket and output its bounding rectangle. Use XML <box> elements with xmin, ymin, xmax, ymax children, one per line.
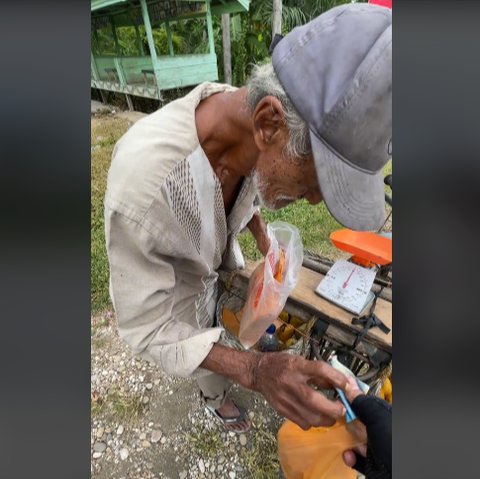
<box><xmin>215</xmin><ymin>292</ymin><xmax>246</xmax><ymax>352</ymax></box>
<box><xmin>216</xmin><ymin>291</ymin><xmax>312</xmax><ymax>358</ymax></box>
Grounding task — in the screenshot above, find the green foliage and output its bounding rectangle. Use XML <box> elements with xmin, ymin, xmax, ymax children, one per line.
<box><xmin>212</xmin><ymin>8</ymin><xmax>270</xmax><ymax>86</ymax></box>
<box><xmin>116</xmin><ymin>26</ymin><xmax>141</xmax><ymax>55</ymax></box>
<box><xmin>92</xmin><ymin>1</ymin><xmax>366</xmax><ymax>82</ymax></box>
<box><xmin>253</xmin><ymin>0</ymin><xmax>306</xmax><ymax>32</ymax></box>
<box><xmin>152</xmin><ymin>27</ymin><xmax>184</xmax><ymax>55</ymax></box>
<box><xmin>213</xmin><ymin>0</ymin><xmax>366</xmax><ymax>87</ymax></box>
<box><xmin>171</xmin><ymin>18</ymin><xmax>210</xmax><ymax>54</ymax></box>
<box><xmin>93</xmin><ymin>28</ymin><xmax>116</xmax><ymax>55</ymax></box>
<box><xmin>93</xmin><ymin>21</ymin><xmax>203</xmax><ymax>57</ymax></box>
<box><xmin>255</xmin><ymin>0</ymin><xmax>368</xmax><ymax>32</ymax></box>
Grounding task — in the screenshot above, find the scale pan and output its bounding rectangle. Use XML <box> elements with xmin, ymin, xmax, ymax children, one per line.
<box><xmin>330</xmin><ymin>229</ymin><xmax>392</xmax><ymax>265</ymax></box>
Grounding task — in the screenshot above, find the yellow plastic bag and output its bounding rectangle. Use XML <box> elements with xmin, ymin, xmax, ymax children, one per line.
<box><xmin>380</xmin><ymin>376</ymin><xmax>392</xmax><ymax>404</ymax></box>
<box><xmin>278</xmin><ymin>418</ymin><xmax>364</xmax><ymax>479</ymax></box>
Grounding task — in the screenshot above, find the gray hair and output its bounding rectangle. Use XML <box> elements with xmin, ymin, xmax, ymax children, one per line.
<box><xmin>246</xmin><ymin>62</ymin><xmax>311</xmax><ymax>159</ymax></box>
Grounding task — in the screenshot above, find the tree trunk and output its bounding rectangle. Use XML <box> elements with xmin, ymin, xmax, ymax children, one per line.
<box><xmin>272</xmin><ymin>0</ymin><xmax>283</xmax><ymax>36</ymax></box>
<box><xmin>221</xmin><ymin>14</ymin><xmax>232</xmax><ymax>85</ymax></box>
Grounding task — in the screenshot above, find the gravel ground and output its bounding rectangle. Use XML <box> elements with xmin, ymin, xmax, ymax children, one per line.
<box><xmin>91</xmin><ymin>311</ymin><xmax>285</xmax><ymax>479</ymax></box>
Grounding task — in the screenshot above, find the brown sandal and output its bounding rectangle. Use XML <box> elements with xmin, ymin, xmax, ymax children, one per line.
<box><xmin>204</xmin><ymin>400</ymin><xmax>251</xmax><ymax>433</ymax></box>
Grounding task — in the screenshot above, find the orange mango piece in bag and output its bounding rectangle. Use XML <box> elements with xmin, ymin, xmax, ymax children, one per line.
<box><xmin>253</xmin><ymin>249</ymin><xmax>286</xmax><ymax>309</ymax></box>
<box><xmin>222</xmin><ymin>307</ymin><xmax>241</xmax><ymax>337</ymax></box>
<box><xmin>274</xmin><ymin>248</ymin><xmax>286</xmax><ymax>282</ymax></box>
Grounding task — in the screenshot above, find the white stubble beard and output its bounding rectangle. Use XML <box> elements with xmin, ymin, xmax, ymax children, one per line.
<box><xmin>251</xmin><ymin>169</ymin><xmax>297</xmax><ymax>211</ymax></box>
<box><xmin>252</xmin><ymin>169</ymin><xmax>277</xmax><ymax>211</ymax></box>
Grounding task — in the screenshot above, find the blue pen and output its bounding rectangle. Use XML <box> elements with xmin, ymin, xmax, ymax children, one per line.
<box><xmin>328</xmin><ymin>355</ymin><xmax>367</xmax><ymax>423</ymax></box>
<box><xmin>336</xmin><ymin>388</ymin><xmax>356</xmax><ymax>423</ymax></box>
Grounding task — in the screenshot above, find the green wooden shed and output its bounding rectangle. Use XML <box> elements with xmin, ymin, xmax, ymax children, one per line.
<box><xmin>91</xmin><ymin>0</ymin><xmax>250</xmax><ymax>107</ymax></box>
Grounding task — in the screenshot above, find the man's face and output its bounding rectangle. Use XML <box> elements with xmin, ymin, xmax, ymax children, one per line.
<box><xmin>250</xmin><ymin>95</ymin><xmax>323</xmax><ymax>211</ymax></box>
<box><xmin>252</xmin><ymin>140</ymin><xmax>323</xmax><ymax>211</ymax></box>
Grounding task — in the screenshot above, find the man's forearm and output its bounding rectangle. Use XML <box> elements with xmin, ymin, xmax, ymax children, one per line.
<box><xmin>200</xmin><ymin>343</ymin><xmax>260</xmax><ymax>390</ymax></box>
<box><xmin>246</xmin><ymin>211</ymin><xmax>269</xmax><ymax>256</ymax></box>
<box><xmin>246</xmin><ymin>210</ymin><xmax>265</xmax><ymax>237</ymax></box>
<box><xmin>201</xmin><ymin>342</ymin><xmax>348</xmax><ymax>430</ymax></box>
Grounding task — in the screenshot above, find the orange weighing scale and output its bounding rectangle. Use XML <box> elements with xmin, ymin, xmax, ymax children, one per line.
<box><xmin>315</xmin><ymin>229</ymin><xmax>392</xmax><ymax>315</ymax></box>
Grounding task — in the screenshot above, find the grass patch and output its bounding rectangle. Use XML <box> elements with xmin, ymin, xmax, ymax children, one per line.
<box><xmin>240</xmin><ymin>428</ymin><xmax>280</xmax><ymax>479</ymax></box>
<box><xmin>91</xmin><ymin>313</ymin><xmax>113</xmax><ymax>349</ymax></box>
<box><xmin>91</xmin><ymin>313</ymin><xmax>111</xmax><ymax>331</ymax></box>
<box><xmin>238</xmin><ymin>159</ymin><xmax>393</xmax><ymax>261</ymax></box>
<box><xmin>91</xmin><ymin>117</ymin><xmax>131</xmax><ymax>315</ymax></box>
<box><xmin>185</xmin><ymin>425</ymin><xmax>227</xmax><ymax>458</ymax></box>
<box><xmin>184</xmin><ymin>423</ymin><xmax>280</xmax><ymax>478</ymax></box>
<box><xmin>91</xmin><ymin>387</ymin><xmax>145</xmax><ymax>422</ymax></box>
<box><xmin>238</xmin><ymin>200</ymin><xmax>343</xmax><ymax>263</ymax></box>
<box><xmin>91</xmin><ymin>335</ymin><xmax>107</xmax><ymax>350</ymax></box>
<box><xmin>384</xmin><ymin>159</ymin><xmax>392</xmax><ymax>180</ymax></box>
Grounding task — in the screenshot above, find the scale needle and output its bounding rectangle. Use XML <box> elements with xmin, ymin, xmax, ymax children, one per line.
<box><xmin>342</xmin><ymin>269</ymin><xmax>355</xmax><ymax>289</ymax></box>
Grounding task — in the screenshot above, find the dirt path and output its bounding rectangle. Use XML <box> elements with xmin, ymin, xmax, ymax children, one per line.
<box><xmin>91</xmin><ymin>311</ymin><xmax>284</xmax><ymax>479</ymax></box>
<box><xmin>91</xmin><ymin>100</ymin><xmax>148</xmax><ymax>124</ymax></box>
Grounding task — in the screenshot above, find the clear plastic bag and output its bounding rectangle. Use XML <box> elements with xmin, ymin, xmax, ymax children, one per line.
<box><xmin>238</xmin><ymin>221</ymin><xmax>303</xmax><ymax>349</ymax></box>
<box><xmin>278</xmin><ymin>418</ymin><xmax>364</xmax><ymax>479</ymax></box>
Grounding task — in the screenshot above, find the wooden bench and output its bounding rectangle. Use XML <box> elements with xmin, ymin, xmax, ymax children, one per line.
<box><xmin>104</xmin><ymin>67</ymin><xmax>118</xmax><ymax>82</ymax></box>
<box><xmin>141</xmin><ymin>69</ymin><xmax>156</xmax><ymax>86</ymax></box>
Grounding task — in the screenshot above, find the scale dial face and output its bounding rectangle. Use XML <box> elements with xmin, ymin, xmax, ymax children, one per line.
<box><xmin>316</xmin><ymin>260</ymin><xmax>376</xmax><ymax>314</ymax></box>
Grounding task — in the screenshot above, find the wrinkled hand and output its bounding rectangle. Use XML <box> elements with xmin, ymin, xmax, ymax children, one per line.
<box><xmin>250</xmin><ymin>353</ymin><xmax>348</xmax><ymax>430</ymax></box>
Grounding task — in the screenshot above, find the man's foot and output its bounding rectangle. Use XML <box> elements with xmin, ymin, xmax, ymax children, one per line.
<box><xmin>206</xmin><ymin>397</ymin><xmax>251</xmax><ymax>433</ymax></box>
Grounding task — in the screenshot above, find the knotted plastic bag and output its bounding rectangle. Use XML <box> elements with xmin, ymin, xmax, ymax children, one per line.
<box><xmin>238</xmin><ymin>221</ymin><xmax>303</xmax><ymax>349</ymax></box>
<box><xmin>278</xmin><ymin>418</ymin><xmax>364</xmax><ymax>479</ymax></box>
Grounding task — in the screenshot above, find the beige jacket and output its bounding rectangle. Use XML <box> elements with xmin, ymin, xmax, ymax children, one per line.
<box><xmin>104</xmin><ymin>83</ymin><xmax>257</xmax><ymax>378</ymax></box>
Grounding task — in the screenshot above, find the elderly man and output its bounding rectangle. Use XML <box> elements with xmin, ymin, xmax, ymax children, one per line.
<box><xmin>105</xmin><ymin>4</ymin><xmax>391</xmax><ymax>433</ymax></box>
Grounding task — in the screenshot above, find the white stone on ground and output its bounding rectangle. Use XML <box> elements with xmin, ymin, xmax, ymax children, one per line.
<box><xmin>151</xmin><ymin>430</ymin><xmax>162</xmax><ymax>443</ymax></box>
<box><xmin>93</xmin><ymin>442</ymin><xmax>106</xmax><ymax>453</ymax></box>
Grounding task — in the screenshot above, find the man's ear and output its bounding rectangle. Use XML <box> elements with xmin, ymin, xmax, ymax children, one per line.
<box><xmin>252</xmin><ymin>96</ymin><xmax>286</xmax><ymax>151</ymax></box>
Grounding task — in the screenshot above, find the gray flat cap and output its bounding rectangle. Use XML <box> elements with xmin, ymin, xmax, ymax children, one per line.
<box><xmin>272</xmin><ymin>4</ymin><xmax>392</xmax><ymax>231</ymax></box>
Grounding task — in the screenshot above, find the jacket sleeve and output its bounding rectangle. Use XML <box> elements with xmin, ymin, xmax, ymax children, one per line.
<box><xmin>104</xmin><ymin>205</ymin><xmax>223</xmax><ymax>378</ymax></box>
<box><xmin>351</xmin><ymin>395</ymin><xmax>392</xmax><ymax>478</ymax></box>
